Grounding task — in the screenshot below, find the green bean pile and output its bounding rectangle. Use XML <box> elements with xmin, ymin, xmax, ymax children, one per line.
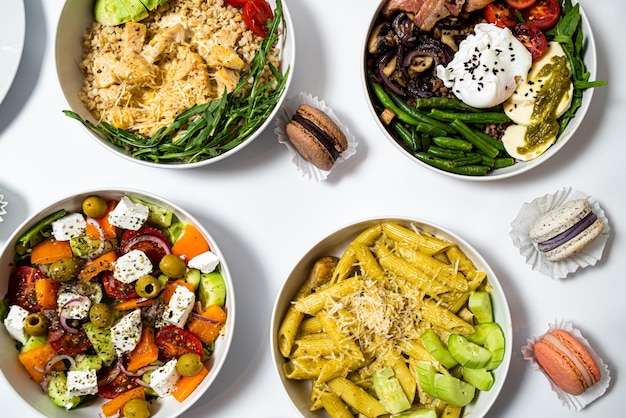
<box><xmin>369</xmin><ymin>81</ymin><xmax>515</xmax><ymax>176</ymax></box>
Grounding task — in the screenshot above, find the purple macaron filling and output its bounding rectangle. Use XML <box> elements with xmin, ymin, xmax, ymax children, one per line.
<box><xmin>292</xmin><ymin>113</ymin><xmax>340</xmax><ymax>160</ymax></box>
<box><xmin>538</xmin><ymin>212</ymin><xmax>598</xmax><ymax>252</ymax></box>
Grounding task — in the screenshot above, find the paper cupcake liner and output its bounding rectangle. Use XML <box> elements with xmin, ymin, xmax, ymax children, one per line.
<box><xmin>274</xmin><ymin>91</ymin><xmax>358</xmax><ymax>182</ymax></box>
<box><xmin>0</xmin><ymin>189</ymin><xmax>7</xmax><ymax>222</ymax></box>
<box><xmin>509</xmin><ymin>186</ymin><xmax>610</xmax><ymax>279</ymax></box>
<box><xmin>521</xmin><ymin>319</ymin><xmax>610</xmax><ymax>410</ymax></box>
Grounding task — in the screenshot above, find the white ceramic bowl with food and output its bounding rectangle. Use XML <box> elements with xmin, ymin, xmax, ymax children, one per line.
<box><xmin>271</xmin><ymin>217</ymin><xmax>512</xmax><ymax>417</ymax></box>
<box><xmin>0</xmin><ymin>188</ymin><xmax>235</xmax><ymax>418</ymax></box>
<box><xmin>56</xmin><ymin>0</ymin><xmax>295</xmax><ymax>169</ymax></box>
<box><xmin>362</xmin><ymin>0</ymin><xmax>597</xmax><ymax>181</ymax></box>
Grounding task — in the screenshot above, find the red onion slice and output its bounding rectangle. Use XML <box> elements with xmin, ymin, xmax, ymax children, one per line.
<box><xmin>121</xmin><ymin>233</ymin><xmax>172</xmax><ymax>255</ymax></box>
<box><xmin>192</xmin><ymin>312</ymin><xmax>219</xmax><ymax>324</ymax></box>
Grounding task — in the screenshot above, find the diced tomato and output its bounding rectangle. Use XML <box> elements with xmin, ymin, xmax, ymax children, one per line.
<box><xmin>120</xmin><ymin>226</ymin><xmax>171</xmax><ymax>265</ymax></box>
<box><xmin>7</xmin><ymin>266</ymin><xmax>46</xmax><ymax>313</ymax></box>
<box><xmin>102</xmin><ymin>271</ymin><xmax>139</xmax><ymax>301</ymax></box>
<box><xmin>155</xmin><ymin>326</ymin><xmax>204</xmax><ymax>362</ymax></box>
<box><xmin>521</xmin><ymin>0</ymin><xmax>561</xmax><ymax>30</ymax></box>
<box><xmin>505</xmin><ymin>0</ymin><xmax>537</xmax><ymax>9</ymax></box>
<box><xmin>511</xmin><ymin>23</ymin><xmax>548</xmax><ymax>61</ymax></box>
<box><xmin>483</xmin><ymin>2</ymin><xmax>518</xmax><ymax>28</ymax></box>
<box><xmin>98</xmin><ymin>369</ymin><xmax>139</xmax><ymax>399</ymax></box>
<box><xmin>242</xmin><ymin>0</ymin><xmax>273</xmax><ymax>37</ymax></box>
<box><xmin>224</xmin><ymin>0</ymin><xmax>248</xmax><ymax>6</ymax></box>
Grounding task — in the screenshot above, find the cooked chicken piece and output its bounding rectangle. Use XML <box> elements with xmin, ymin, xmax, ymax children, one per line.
<box><xmin>92</xmin><ymin>52</ymin><xmax>119</xmax><ymax>88</ymax></box>
<box><xmin>142</xmin><ymin>24</ymin><xmax>186</xmax><ymax>63</ymax></box>
<box><xmin>206</xmin><ymin>45</ymin><xmax>245</xmax><ymax>70</ymax></box>
<box><xmin>123</xmin><ymin>22</ymin><xmax>147</xmax><ymax>54</ymax></box>
<box><xmin>214</xmin><ymin>67</ymin><xmax>240</xmax><ymax>96</ymax></box>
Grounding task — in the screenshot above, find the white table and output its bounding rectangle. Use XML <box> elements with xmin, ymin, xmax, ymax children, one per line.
<box><xmin>1</xmin><ymin>0</ymin><xmax>624</xmax><ymax>417</ymax></box>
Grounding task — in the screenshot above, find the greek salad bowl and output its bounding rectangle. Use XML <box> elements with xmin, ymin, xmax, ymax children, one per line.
<box><xmin>362</xmin><ymin>0</ymin><xmax>599</xmax><ymax>181</ymax></box>
<box><xmin>270</xmin><ymin>217</ymin><xmax>512</xmax><ymax>418</ymax></box>
<box><xmin>0</xmin><ymin>188</ymin><xmax>235</xmax><ymax>418</ymax></box>
<box><xmin>55</xmin><ymin>0</ymin><xmax>295</xmax><ymax>169</ymax></box>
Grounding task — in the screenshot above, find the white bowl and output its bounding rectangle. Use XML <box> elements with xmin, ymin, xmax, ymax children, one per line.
<box><xmin>55</xmin><ymin>0</ymin><xmax>295</xmax><ymax>169</ymax></box>
<box><xmin>361</xmin><ymin>0</ymin><xmax>597</xmax><ymax>181</ymax></box>
<box><xmin>0</xmin><ymin>188</ymin><xmax>235</xmax><ymax>418</ymax></box>
<box><xmin>271</xmin><ymin>217</ymin><xmax>512</xmax><ymax>417</ymax></box>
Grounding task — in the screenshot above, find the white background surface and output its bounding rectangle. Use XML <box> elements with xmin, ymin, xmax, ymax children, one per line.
<box><xmin>0</xmin><ymin>0</ymin><xmax>624</xmax><ymax>417</ymax></box>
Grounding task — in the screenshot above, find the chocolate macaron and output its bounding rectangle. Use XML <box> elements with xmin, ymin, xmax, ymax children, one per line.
<box><xmin>285</xmin><ymin>104</ymin><xmax>348</xmax><ymax>171</ymax></box>
<box><xmin>529</xmin><ymin>199</ymin><xmax>604</xmax><ymax>262</ymax></box>
<box><xmin>534</xmin><ymin>329</ymin><xmax>601</xmax><ymax>395</ymax></box>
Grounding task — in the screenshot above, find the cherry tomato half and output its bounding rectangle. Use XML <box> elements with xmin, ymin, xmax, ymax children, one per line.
<box><xmin>243</xmin><ymin>0</ymin><xmax>273</xmax><ymax>38</ymax></box>
<box><xmin>505</xmin><ymin>0</ymin><xmax>537</xmax><ymax>10</ymax></box>
<box><xmin>7</xmin><ymin>266</ymin><xmax>46</xmax><ymax>313</ymax></box>
<box><xmin>120</xmin><ymin>225</ymin><xmax>171</xmax><ymax>265</ymax></box>
<box><xmin>98</xmin><ymin>369</ymin><xmax>138</xmax><ymax>399</ymax></box>
<box><xmin>522</xmin><ymin>0</ymin><xmax>561</xmax><ymax>30</ymax></box>
<box><xmin>102</xmin><ymin>271</ymin><xmax>139</xmax><ymax>301</ymax></box>
<box><xmin>224</xmin><ymin>0</ymin><xmax>249</xmax><ymax>6</ymax></box>
<box><xmin>48</xmin><ymin>315</ymin><xmax>92</xmax><ymax>355</ymax></box>
<box><xmin>512</xmin><ymin>23</ymin><xmax>548</xmax><ymax>61</ymax></box>
<box><xmin>155</xmin><ymin>326</ymin><xmax>204</xmax><ymax>362</ymax></box>
<box><xmin>483</xmin><ymin>2</ymin><xmax>518</xmax><ymax>28</ymax></box>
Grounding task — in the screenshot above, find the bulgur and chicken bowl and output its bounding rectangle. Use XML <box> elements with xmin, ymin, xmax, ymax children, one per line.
<box><xmin>56</xmin><ymin>0</ymin><xmax>293</xmax><ymax>167</ymax></box>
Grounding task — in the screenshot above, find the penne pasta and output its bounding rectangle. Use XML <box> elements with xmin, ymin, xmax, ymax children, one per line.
<box><xmin>282</xmin><ymin>356</ymin><xmax>327</xmax><ymax>380</ymax></box>
<box><xmin>327</xmin><ymin>377</ymin><xmax>388</xmax><ymax>418</ymax></box>
<box><xmin>320</xmin><ymin>391</ymin><xmax>354</xmax><ymax>418</ymax></box>
<box><xmin>382</xmin><ymin>222</ymin><xmax>452</xmax><ymax>255</ymax></box>
<box><xmin>386</xmin><ymin>352</ymin><xmax>416</xmax><ymax>405</ymax></box>
<box><xmin>396</xmin><ymin>243</ymin><xmax>469</xmax><ymax>292</ymax></box>
<box><xmin>294</xmin><ymin>277</ymin><xmax>361</xmax><ymax>315</ymax></box>
<box><xmin>420</xmin><ymin>299</ymin><xmax>475</xmax><ymax>335</ymax></box>
<box><xmin>291</xmin><ymin>335</ymin><xmax>339</xmax><ymax>358</ymax></box>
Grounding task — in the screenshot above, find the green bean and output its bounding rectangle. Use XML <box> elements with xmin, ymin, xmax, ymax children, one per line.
<box><xmin>494</xmin><ymin>157</ymin><xmax>515</xmax><ymax>168</ymax></box>
<box><xmin>431</xmin><ymin>136</ymin><xmax>473</xmax><ymax>152</ymax></box>
<box><xmin>429</xmin><ymin>109</ymin><xmax>512</xmax><ymax>124</ymax></box>
<box><xmin>474</xmin><ymin>130</ymin><xmax>507</xmax><ymax>153</ymax></box>
<box><xmin>388</xmin><ymin>92</ymin><xmax>457</xmax><ymax>135</ymax></box>
<box><xmin>452</xmin><ymin>154</ymin><xmax>483</xmax><ymax>167</ymax></box>
<box><xmin>392</xmin><ymin>121</ymin><xmax>418</xmax><ymax>151</ymax></box>
<box><xmin>414</xmin><ymin>153</ymin><xmax>489</xmax><ymax>176</ymax></box>
<box><xmin>449</xmin><ymin>120</ymin><xmax>499</xmax><ymax>159</ymax></box>
<box><xmin>414</xmin><ymin>97</ymin><xmax>482</xmax><ymax>112</ymax></box>
<box><xmin>419</xmin><ymin>133</ymin><xmax>432</xmax><ymax>152</ymax></box>
<box><xmin>427</xmin><ymin>145</ymin><xmax>465</xmax><ymax>160</ymax></box>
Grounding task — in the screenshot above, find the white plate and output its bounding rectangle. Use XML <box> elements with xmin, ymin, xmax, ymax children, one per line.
<box><xmin>0</xmin><ymin>0</ymin><xmax>25</xmax><ymax>106</ymax></box>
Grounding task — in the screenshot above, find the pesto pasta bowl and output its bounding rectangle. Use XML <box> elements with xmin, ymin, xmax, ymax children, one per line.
<box><xmin>0</xmin><ymin>188</ymin><xmax>235</xmax><ymax>418</ymax></box>
<box><xmin>362</xmin><ymin>0</ymin><xmax>599</xmax><ymax>181</ymax></box>
<box><xmin>271</xmin><ymin>217</ymin><xmax>512</xmax><ymax>417</ymax></box>
<box><xmin>55</xmin><ymin>0</ymin><xmax>295</xmax><ymax>169</ymax></box>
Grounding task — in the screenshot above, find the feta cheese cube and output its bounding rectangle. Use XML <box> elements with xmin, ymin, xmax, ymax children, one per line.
<box><xmin>51</xmin><ymin>213</ymin><xmax>86</xmax><ymax>241</ymax></box>
<box><xmin>3</xmin><ymin>305</ymin><xmax>29</xmax><ymax>344</ymax></box>
<box><xmin>66</xmin><ymin>369</ymin><xmax>98</xmax><ymax>396</ymax></box>
<box><xmin>57</xmin><ymin>292</ymin><xmax>91</xmax><ymax>320</ymax></box>
<box><xmin>187</xmin><ymin>250</ymin><xmax>220</xmax><ymax>273</ymax></box>
<box><xmin>111</xmin><ymin>309</ymin><xmax>142</xmax><ymax>356</ymax></box>
<box><xmin>107</xmin><ymin>196</ymin><xmax>149</xmax><ymax>231</ymax></box>
<box><xmin>163</xmin><ymin>285</ymin><xmax>195</xmax><ymax>328</ymax></box>
<box><xmin>113</xmin><ymin>249</ymin><xmax>153</xmax><ymax>284</ymax></box>
<box><xmin>150</xmin><ymin>359</ymin><xmax>180</xmax><ymax>397</ymax></box>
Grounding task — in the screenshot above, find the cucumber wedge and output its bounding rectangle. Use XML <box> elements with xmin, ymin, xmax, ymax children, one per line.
<box><xmin>468</xmin><ymin>291</ymin><xmax>493</xmax><ymax>324</ymax></box>
<box><xmin>465</xmin><ymin>322</ymin><xmax>502</xmax><ymax>346</ymax></box>
<box><xmin>462</xmin><ymin>367</ymin><xmax>494</xmax><ymax>391</ymax></box>
<box><xmin>484</xmin><ymin>326</ymin><xmax>505</xmax><ymax>370</ymax></box>
<box><xmin>420</xmin><ymin>329</ymin><xmax>458</xmax><ymax>369</ymax></box>
<box><xmin>433</xmin><ymin>374</ymin><xmax>476</xmax><ymax>407</ymax></box>
<box><xmin>83</xmin><ymin>322</ymin><xmax>116</xmax><ymax>366</ymax></box>
<box><xmin>372</xmin><ymin>367</ymin><xmax>411</xmax><ymax>414</ymax></box>
<box><xmin>415</xmin><ymin>361</ymin><xmax>437</xmax><ymax>397</ymax></box>
<box><xmin>447</xmin><ymin>334</ymin><xmax>492</xmax><ymax>369</ymax></box>
<box><xmin>129</xmin><ymin>197</ymin><xmax>173</xmax><ymax>228</ymax></box>
<box><xmin>394</xmin><ymin>408</ymin><xmax>438</xmax><ymax>418</ymax></box>
<box><xmin>199</xmin><ymin>271</ymin><xmax>226</xmax><ymax>308</ymax></box>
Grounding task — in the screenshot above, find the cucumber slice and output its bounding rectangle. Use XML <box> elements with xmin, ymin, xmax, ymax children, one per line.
<box><xmin>484</xmin><ymin>326</ymin><xmax>505</xmax><ymax>370</ymax></box>
<box><xmin>420</xmin><ymin>329</ymin><xmax>458</xmax><ymax>369</ymax></box>
<box><xmin>415</xmin><ymin>361</ymin><xmax>437</xmax><ymax>397</ymax></box>
<box><xmin>47</xmin><ymin>373</ymin><xmax>81</xmax><ymax>409</ymax></box>
<box><xmin>465</xmin><ymin>322</ymin><xmax>501</xmax><ymax>346</ymax></box>
<box><xmin>462</xmin><ymin>367</ymin><xmax>494</xmax><ymax>391</ymax></box>
<box><xmin>394</xmin><ymin>408</ymin><xmax>438</xmax><ymax>418</ymax></box>
<box><xmin>433</xmin><ymin>373</ymin><xmax>476</xmax><ymax>407</ymax></box>
<box><xmin>83</xmin><ymin>322</ymin><xmax>116</xmax><ymax>366</ymax></box>
<box><xmin>447</xmin><ymin>334</ymin><xmax>492</xmax><ymax>369</ymax></box>
<box><xmin>20</xmin><ymin>335</ymin><xmax>47</xmax><ymax>353</ymax></box>
<box><xmin>468</xmin><ymin>291</ymin><xmax>493</xmax><ymax>324</ymax></box>
<box><xmin>372</xmin><ymin>367</ymin><xmax>411</xmax><ymax>414</ymax></box>
<box><xmin>184</xmin><ymin>268</ymin><xmax>201</xmax><ymax>291</ymax></box>
<box><xmin>199</xmin><ymin>271</ymin><xmax>226</xmax><ymax>308</ymax></box>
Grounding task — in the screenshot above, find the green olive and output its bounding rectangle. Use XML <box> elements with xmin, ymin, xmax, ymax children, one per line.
<box><xmin>24</xmin><ymin>313</ymin><xmax>49</xmax><ymax>337</ymax></box>
<box><xmin>48</xmin><ymin>258</ymin><xmax>82</xmax><ymax>282</ymax></box>
<box><xmin>122</xmin><ymin>398</ymin><xmax>151</xmax><ymax>418</ymax></box>
<box><xmin>135</xmin><ymin>275</ymin><xmax>161</xmax><ymax>299</ymax></box>
<box><xmin>159</xmin><ymin>254</ymin><xmax>187</xmax><ymax>279</ymax></box>
<box><xmin>82</xmin><ymin>195</ymin><xmax>108</xmax><ymax>219</ymax></box>
<box><xmin>89</xmin><ymin>303</ymin><xmax>115</xmax><ymax>329</ymax></box>
<box><xmin>176</xmin><ymin>353</ymin><xmax>203</xmax><ymax>377</ymax></box>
